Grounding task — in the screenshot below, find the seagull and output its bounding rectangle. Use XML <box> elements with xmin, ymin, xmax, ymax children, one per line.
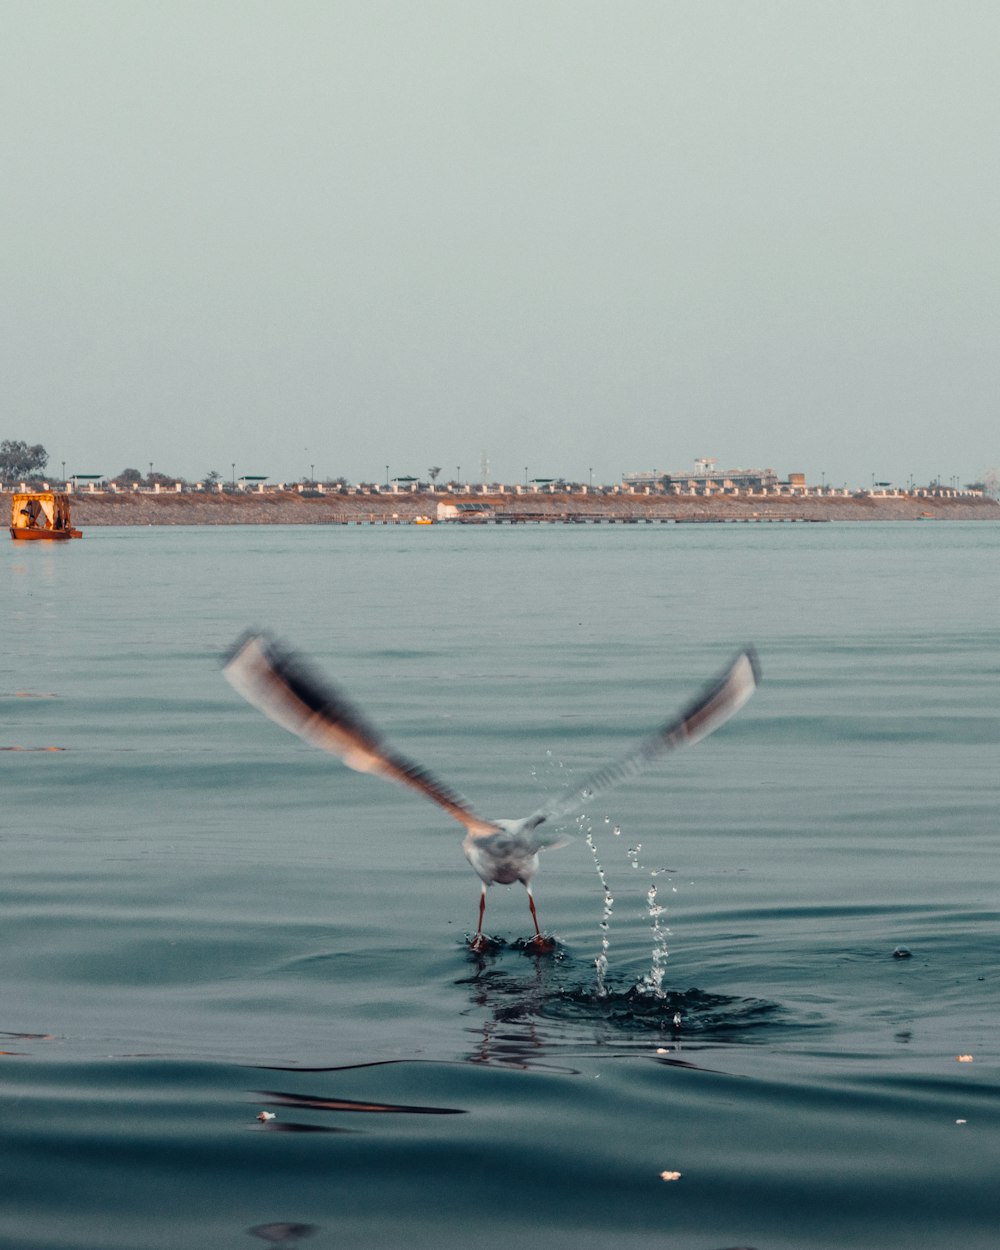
<box><xmin>223</xmin><ymin>634</ymin><xmax>760</xmax><ymax>950</ymax></box>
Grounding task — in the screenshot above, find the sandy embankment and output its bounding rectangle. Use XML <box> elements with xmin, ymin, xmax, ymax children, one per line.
<box><xmin>5</xmin><ymin>489</ymin><xmax>999</xmax><ymax>526</ymax></box>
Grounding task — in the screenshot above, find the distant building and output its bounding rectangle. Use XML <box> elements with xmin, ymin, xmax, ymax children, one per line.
<box><xmin>436</xmin><ymin>501</ymin><xmax>494</xmax><ymax>522</ymax></box>
<box><xmin>622</xmin><ymin>458</ymin><xmax>780</xmax><ymax>492</ymax></box>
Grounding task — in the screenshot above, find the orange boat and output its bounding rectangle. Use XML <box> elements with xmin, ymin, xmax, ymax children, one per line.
<box><xmin>9</xmin><ymin>492</ymin><xmax>83</xmax><ymax>540</ymax></box>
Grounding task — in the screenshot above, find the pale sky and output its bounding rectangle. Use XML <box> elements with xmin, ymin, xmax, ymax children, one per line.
<box><xmin>3</xmin><ymin>1</ymin><xmax>998</xmax><ymax>488</ymax></box>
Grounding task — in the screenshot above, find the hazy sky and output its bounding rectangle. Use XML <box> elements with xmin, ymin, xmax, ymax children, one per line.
<box><xmin>3</xmin><ymin>1</ymin><xmax>998</xmax><ymax>487</ymax></box>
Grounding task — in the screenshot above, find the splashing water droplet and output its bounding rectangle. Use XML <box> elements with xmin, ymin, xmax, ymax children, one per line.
<box><xmin>638</xmin><ymin>881</ymin><xmax>670</xmax><ymax>999</ymax></box>
<box><xmin>583</xmin><ymin>819</ymin><xmax>613</xmax><ymax>998</ymax></box>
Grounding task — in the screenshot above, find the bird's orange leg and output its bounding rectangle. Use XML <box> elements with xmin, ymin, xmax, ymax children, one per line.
<box><xmin>469</xmin><ymin>884</ymin><xmax>488</xmax><ymax>951</ymax></box>
<box><xmin>524</xmin><ymin>885</ymin><xmax>555</xmax><ymax>953</ymax></box>
<box><xmin>526</xmin><ymin>885</ymin><xmax>542</xmax><ymax>938</ymax></box>
<box><xmin>477</xmin><ymin>884</ymin><xmax>487</xmax><ymax>934</ymax></box>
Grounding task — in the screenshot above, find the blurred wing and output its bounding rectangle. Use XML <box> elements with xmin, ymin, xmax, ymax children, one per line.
<box><xmin>223</xmin><ymin>633</ymin><xmax>497</xmax><ymax>836</ymax></box>
<box><xmin>525</xmin><ymin>647</ymin><xmax>760</xmax><ymax>830</ymax></box>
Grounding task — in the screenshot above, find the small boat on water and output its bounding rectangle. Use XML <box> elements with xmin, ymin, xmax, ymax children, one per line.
<box><xmin>414</xmin><ymin>515</ymin><xmax>433</xmax><ymax>525</ymax></box>
<box><xmin>9</xmin><ymin>492</ymin><xmax>83</xmax><ymax>541</ymax></box>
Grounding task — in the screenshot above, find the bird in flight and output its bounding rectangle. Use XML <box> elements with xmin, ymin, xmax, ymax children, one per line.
<box><xmin>223</xmin><ymin>634</ymin><xmax>759</xmax><ymax>951</ymax></box>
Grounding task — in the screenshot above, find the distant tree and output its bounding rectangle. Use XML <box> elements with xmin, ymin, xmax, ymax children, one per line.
<box><xmin>114</xmin><ymin>468</ymin><xmax>144</xmax><ymax>486</ymax></box>
<box><xmin>0</xmin><ymin>439</ymin><xmax>48</xmax><ymax>480</ymax></box>
<box><xmin>428</xmin><ymin>466</ymin><xmax>442</xmax><ymax>483</ymax></box>
<box><xmin>203</xmin><ymin>469</ymin><xmax>222</xmax><ymax>488</ymax></box>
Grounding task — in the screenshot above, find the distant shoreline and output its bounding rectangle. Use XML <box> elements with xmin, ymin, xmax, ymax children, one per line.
<box><xmin>8</xmin><ymin>489</ymin><xmax>998</xmax><ymax>527</ymax></box>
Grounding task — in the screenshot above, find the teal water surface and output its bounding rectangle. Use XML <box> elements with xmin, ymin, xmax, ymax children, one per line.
<box><xmin>3</xmin><ymin>522</ymin><xmax>999</xmax><ymax>1249</ymax></box>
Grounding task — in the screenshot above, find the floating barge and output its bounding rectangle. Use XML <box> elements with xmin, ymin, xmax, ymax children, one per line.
<box><xmin>9</xmin><ymin>492</ymin><xmax>83</xmax><ymax>540</ymax></box>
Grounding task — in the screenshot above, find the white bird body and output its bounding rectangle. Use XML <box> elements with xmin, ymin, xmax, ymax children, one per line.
<box><xmin>464</xmin><ymin>822</ymin><xmax>540</xmax><ymax>888</ymax></box>
<box><xmin>223</xmin><ymin>634</ymin><xmax>760</xmax><ymax>948</ymax></box>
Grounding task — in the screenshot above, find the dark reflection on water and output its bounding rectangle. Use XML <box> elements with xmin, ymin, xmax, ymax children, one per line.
<box><xmin>540</xmin><ymin>984</ymin><xmax>791</xmax><ymax>1037</ymax></box>
<box><xmin>255</xmin><ymin>1121</ymin><xmax>346</xmax><ymax>1134</ymax></box>
<box><xmin>257</xmin><ymin>1088</ymin><xmax>465</xmax><ymax>1115</ymax></box>
<box><xmin>248</xmin><ymin>1224</ymin><xmax>319</xmax><ymax>1245</ymax></box>
<box><xmin>455</xmin><ymin>938</ymin><xmax>819</xmax><ymax>1067</ymax></box>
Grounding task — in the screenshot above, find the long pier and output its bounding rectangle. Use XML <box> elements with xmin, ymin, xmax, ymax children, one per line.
<box><xmin>340</xmin><ymin>514</ymin><xmax>829</xmax><ymax>526</ymax></box>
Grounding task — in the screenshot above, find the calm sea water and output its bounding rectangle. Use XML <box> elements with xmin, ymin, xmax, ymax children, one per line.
<box><xmin>3</xmin><ymin>521</ymin><xmax>999</xmax><ymax>1250</ymax></box>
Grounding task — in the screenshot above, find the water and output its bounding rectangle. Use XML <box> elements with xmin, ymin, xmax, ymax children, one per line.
<box><xmin>3</xmin><ymin>522</ymin><xmax>999</xmax><ymax>1249</ymax></box>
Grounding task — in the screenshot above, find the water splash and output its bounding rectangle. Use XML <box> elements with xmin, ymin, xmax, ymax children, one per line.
<box><xmin>581</xmin><ymin>816</ymin><xmax>613</xmax><ymax>998</ymax></box>
<box><xmin>637</xmin><ymin>881</ymin><xmax>671</xmax><ymax>999</ymax></box>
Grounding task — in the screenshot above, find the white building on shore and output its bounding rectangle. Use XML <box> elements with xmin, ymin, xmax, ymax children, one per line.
<box><xmin>623</xmin><ymin>458</ymin><xmax>781</xmax><ymax>493</ymax></box>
